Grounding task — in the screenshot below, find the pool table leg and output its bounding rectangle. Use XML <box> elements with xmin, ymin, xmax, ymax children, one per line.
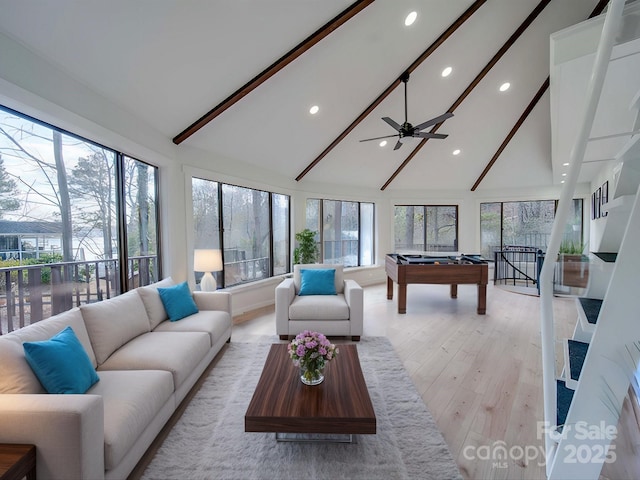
<box><xmin>397</xmin><ymin>284</ymin><xmax>407</xmax><ymax>314</ymax></box>
<box><xmin>450</xmin><ymin>284</ymin><xmax>458</xmax><ymax>298</ymax></box>
<box><xmin>477</xmin><ymin>284</ymin><xmax>487</xmax><ymax>314</ymax></box>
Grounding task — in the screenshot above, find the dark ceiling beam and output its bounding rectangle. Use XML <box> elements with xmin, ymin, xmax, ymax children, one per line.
<box><xmin>380</xmin><ymin>0</ymin><xmax>552</xmax><ymax>191</ymax></box>
<box><xmin>295</xmin><ymin>0</ymin><xmax>487</xmax><ymax>182</ymax></box>
<box><xmin>470</xmin><ymin>0</ymin><xmax>610</xmax><ymax>191</ymax></box>
<box><xmin>471</xmin><ymin>77</ymin><xmax>550</xmax><ymax>191</ymax></box>
<box><xmin>172</xmin><ymin>0</ymin><xmax>374</xmax><ymax>145</ymax></box>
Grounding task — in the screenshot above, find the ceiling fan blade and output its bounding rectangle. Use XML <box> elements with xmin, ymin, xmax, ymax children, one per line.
<box><xmin>359</xmin><ymin>134</ymin><xmax>399</xmax><ymax>142</ymax></box>
<box><xmin>393</xmin><ymin>140</ymin><xmax>403</xmax><ymax>150</ymax></box>
<box><xmin>413</xmin><ymin>112</ymin><xmax>454</xmax><ymax>131</ymax></box>
<box><xmin>414</xmin><ymin>132</ymin><xmax>448</xmax><ymax>139</ymax></box>
<box><xmin>381</xmin><ymin>117</ymin><xmax>402</xmax><ymax>131</ymax></box>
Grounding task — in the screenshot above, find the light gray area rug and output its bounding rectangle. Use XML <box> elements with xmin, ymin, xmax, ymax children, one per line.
<box><xmin>142</xmin><ymin>336</ymin><xmax>462</xmax><ymax>480</ymax></box>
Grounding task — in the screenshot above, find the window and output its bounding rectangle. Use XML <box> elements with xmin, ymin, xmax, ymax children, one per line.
<box><xmin>0</xmin><ymin>106</ymin><xmax>161</xmax><ymax>331</ymax></box>
<box><xmin>480</xmin><ymin>199</ymin><xmax>584</xmax><ymax>258</ymax></box>
<box><xmin>306</xmin><ymin>199</ymin><xmax>375</xmax><ymax>267</ymax></box>
<box><xmin>394</xmin><ymin>205</ymin><xmax>458</xmax><ymax>252</ymax></box>
<box><xmin>191</xmin><ymin>177</ymin><xmax>290</xmax><ymax>288</ymax></box>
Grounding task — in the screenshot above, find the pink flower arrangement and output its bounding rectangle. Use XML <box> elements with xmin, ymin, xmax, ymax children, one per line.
<box><xmin>288</xmin><ymin>330</ymin><xmax>338</xmax><ymax>382</ymax></box>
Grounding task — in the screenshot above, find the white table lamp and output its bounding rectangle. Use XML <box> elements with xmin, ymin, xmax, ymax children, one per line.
<box><xmin>194</xmin><ymin>249</ymin><xmax>223</xmax><ymax>291</ymax></box>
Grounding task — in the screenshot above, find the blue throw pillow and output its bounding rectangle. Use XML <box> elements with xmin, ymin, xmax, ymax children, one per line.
<box><xmin>298</xmin><ymin>269</ymin><xmax>337</xmax><ymax>295</ymax></box>
<box><xmin>23</xmin><ymin>326</ymin><xmax>100</xmax><ymax>394</ymax></box>
<box><xmin>158</xmin><ymin>281</ymin><xmax>199</xmax><ymax>321</ymax></box>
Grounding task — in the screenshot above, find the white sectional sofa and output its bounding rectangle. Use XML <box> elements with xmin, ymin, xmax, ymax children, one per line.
<box><xmin>0</xmin><ymin>277</ymin><xmax>232</xmax><ymax>480</ymax></box>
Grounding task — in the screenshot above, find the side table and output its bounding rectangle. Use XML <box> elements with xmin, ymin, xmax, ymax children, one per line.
<box><xmin>0</xmin><ymin>444</ymin><xmax>36</xmax><ymax>480</ymax></box>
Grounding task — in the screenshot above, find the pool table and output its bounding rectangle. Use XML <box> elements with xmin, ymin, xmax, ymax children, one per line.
<box><xmin>385</xmin><ymin>253</ymin><xmax>488</xmax><ymax>314</ymax></box>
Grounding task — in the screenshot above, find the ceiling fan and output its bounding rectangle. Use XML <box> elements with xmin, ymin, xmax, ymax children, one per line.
<box><xmin>360</xmin><ymin>72</ymin><xmax>453</xmax><ymax>150</ymax></box>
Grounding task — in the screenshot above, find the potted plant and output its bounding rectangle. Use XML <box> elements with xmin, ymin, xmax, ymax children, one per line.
<box><xmin>293</xmin><ymin>229</ymin><xmax>319</xmax><ymax>264</ymax></box>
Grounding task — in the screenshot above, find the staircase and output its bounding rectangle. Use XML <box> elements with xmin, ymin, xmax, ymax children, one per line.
<box><xmin>543</xmin><ymin>2</ymin><xmax>640</xmax><ymax>478</ymax></box>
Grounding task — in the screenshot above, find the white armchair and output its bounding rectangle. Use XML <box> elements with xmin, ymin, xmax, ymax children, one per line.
<box><xmin>276</xmin><ymin>264</ymin><xmax>363</xmax><ymax>341</ymax></box>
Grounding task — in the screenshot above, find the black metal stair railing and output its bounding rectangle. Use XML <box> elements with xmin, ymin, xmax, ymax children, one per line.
<box><xmin>493</xmin><ymin>245</ymin><xmax>542</xmax><ymax>288</ymax></box>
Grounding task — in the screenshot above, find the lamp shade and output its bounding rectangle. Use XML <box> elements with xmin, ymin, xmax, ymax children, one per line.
<box><xmin>194</xmin><ymin>249</ymin><xmax>223</xmax><ymax>272</ymax></box>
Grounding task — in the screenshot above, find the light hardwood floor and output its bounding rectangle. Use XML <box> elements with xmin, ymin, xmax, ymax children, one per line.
<box><xmin>232</xmin><ymin>280</ymin><xmax>577</xmax><ymax>480</ymax></box>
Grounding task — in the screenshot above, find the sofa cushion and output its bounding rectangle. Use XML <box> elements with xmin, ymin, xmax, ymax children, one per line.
<box><xmin>153</xmin><ymin>310</ymin><xmax>231</xmax><ymax>346</ymax></box>
<box><xmin>294</xmin><ymin>264</ymin><xmax>344</xmax><ymax>294</ymax></box>
<box><xmin>298</xmin><ymin>268</ymin><xmax>337</xmax><ymax>295</ymax></box>
<box><xmin>158</xmin><ymin>281</ymin><xmax>199</xmax><ymax>322</ymax></box>
<box><xmin>23</xmin><ymin>326</ymin><xmax>100</xmax><ymax>394</ymax></box>
<box><xmin>289</xmin><ymin>294</ymin><xmax>350</xmax><ymax>320</ymax></box>
<box><xmin>88</xmin><ymin>369</ymin><xmax>174</xmax><ymax>470</ymax></box>
<box><xmin>0</xmin><ymin>337</ymin><xmax>44</xmax><ymax>394</ymax></box>
<box><xmin>137</xmin><ymin>277</ymin><xmax>175</xmax><ymax>329</ymax></box>
<box><xmin>98</xmin><ymin>331</ymin><xmax>210</xmax><ymax>390</ymax></box>
<box><xmin>3</xmin><ymin>308</ymin><xmax>97</xmax><ymax>368</ymax></box>
<box><xmin>81</xmin><ymin>290</ymin><xmax>151</xmax><ymax>365</ymax></box>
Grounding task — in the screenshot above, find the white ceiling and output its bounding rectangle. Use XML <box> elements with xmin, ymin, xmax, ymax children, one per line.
<box><xmin>0</xmin><ymin>0</ymin><xmax>609</xmax><ymax>192</ymax></box>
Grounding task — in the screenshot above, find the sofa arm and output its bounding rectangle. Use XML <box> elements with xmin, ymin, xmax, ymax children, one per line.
<box><xmin>275</xmin><ymin>278</ymin><xmax>295</xmax><ymax>336</ymax></box>
<box><xmin>193</xmin><ymin>291</ymin><xmax>232</xmax><ymax>314</ymax></box>
<box><xmin>344</xmin><ymin>279</ymin><xmax>364</xmax><ymax>336</ymax></box>
<box><xmin>0</xmin><ymin>394</ymin><xmax>104</xmax><ymax>480</ymax></box>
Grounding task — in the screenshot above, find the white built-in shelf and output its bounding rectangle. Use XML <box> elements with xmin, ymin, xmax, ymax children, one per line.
<box><xmin>602</xmin><ymin>194</ymin><xmax>635</xmax><ymax>214</ymax></box>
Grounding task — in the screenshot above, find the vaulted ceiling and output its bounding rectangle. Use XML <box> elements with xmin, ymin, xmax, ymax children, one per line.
<box><xmin>0</xmin><ymin>0</ymin><xmax>607</xmax><ymax>192</ymax></box>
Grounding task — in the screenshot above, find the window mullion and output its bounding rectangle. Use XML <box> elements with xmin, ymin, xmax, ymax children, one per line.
<box><xmin>115</xmin><ymin>153</ymin><xmax>129</xmax><ymax>293</ymax></box>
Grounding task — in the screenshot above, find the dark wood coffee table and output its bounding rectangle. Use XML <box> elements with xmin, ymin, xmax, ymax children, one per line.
<box><xmin>245</xmin><ymin>343</ymin><xmax>376</xmax><ymax>440</ymax></box>
<box><xmin>0</xmin><ymin>444</ymin><xmax>36</xmax><ymax>480</ymax></box>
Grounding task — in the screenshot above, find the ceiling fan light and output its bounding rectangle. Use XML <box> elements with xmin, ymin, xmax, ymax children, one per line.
<box><xmin>442</xmin><ymin>67</ymin><xmax>452</xmax><ymax>77</ymax></box>
<box><xmin>379</xmin><ymin>140</ymin><xmax>387</xmax><ymax>147</ymax></box>
<box><xmin>499</xmin><ymin>82</ymin><xmax>510</xmax><ymax>92</ymax></box>
<box><xmin>404</xmin><ymin>11</ymin><xmax>417</xmax><ymax>26</ymax></box>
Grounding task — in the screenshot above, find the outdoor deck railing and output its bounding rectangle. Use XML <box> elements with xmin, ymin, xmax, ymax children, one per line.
<box><xmin>0</xmin><ymin>255</ymin><xmax>158</xmax><ymax>335</ymax></box>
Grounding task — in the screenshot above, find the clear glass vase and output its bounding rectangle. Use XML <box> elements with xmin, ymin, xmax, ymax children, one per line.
<box><xmin>300</xmin><ymin>364</ymin><xmax>324</xmax><ymax>386</ymax></box>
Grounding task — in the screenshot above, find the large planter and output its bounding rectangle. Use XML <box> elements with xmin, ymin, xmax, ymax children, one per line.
<box><xmin>558</xmin><ymin>254</ymin><xmax>589</xmax><ymax>288</ymax></box>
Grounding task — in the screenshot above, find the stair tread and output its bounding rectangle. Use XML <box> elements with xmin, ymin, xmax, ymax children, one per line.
<box><xmin>578</xmin><ymin>298</ymin><xmax>603</xmax><ymax>325</ymax></box>
<box><xmin>567</xmin><ymin>339</ymin><xmax>589</xmax><ymax>381</ymax></box>
<box><xmin>557</xmin><ymin>379</ymin><xmax>575</xmax><ymax>428</ymax></box>
<box><xmin>593</xmin><ymin>252</ymin><xmax>618</xmax><ymax>262</ymax></box>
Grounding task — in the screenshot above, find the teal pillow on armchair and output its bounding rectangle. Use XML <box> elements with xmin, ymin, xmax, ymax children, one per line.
<box><xmin>298</xmin><ymin>269</ymin><xmax>337</xmax><ymax>295</ymax></box>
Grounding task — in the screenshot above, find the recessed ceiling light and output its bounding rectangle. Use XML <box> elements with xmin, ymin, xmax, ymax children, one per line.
<box><xmin>561</xmin><ymin>180</ymin><xmax>565</xmax><ymax>184</ymax></box>
<box><xmin>562</xmin><ymin>173</ymin><xmax>567</xmax><ymax>176</ymax></box>
<box><xmin>379</xmin><ymin>140</ymin><xmax>388</xmax><ymax>147</ymax></box>
<box><xmin>499</xmin><ymin>82</ymin><xmax>510</xmax><ymax>92</ymax></box>
<box><xmin>405</xmin><ymin>11</ymin><xmax>417</xmax><ymax>26</ymax></box>
<box><xmin>452</xmin><ymin>149</ymin><xmax>461</xmax><ymax>155</ymax></box>
<box><xmin>309</xmin><ymin>105</ymin><xmax>319</xmax><ymax>115</ymax></box>
<box><xmin>563</xmin><ymin>162</ymin><xmax>570</xmax><ymax>166</ymax></box>
<box><xmin>442</xmin><ymin>67</ymin><xmax>452</xmax><ymax>77</ymax></box>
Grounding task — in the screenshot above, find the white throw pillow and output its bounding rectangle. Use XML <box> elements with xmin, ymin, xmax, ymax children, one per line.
<box><xmin>80</xmin><ymin>290</ymin><xmax>150</xmax><ymax>365</ymax></box>
<box><xmin>137</xmin><ymin>277</ymin><xmax>175</xmax><ymax>329</ymax></box>
<box><xmin>0</xmin><ymin>337</ymin><xmax>45</xmax><ymax>394</ymax></box>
